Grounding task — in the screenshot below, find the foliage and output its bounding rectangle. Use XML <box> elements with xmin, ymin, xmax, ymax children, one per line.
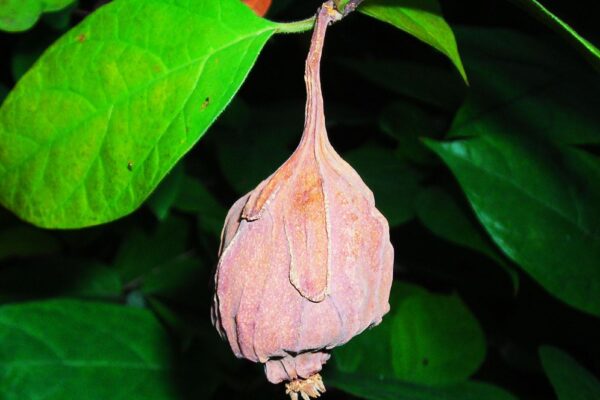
<box><xmin>0</xmin><ymin>0</ymin><xmax>598</xmax><ymax>399</ymax></box>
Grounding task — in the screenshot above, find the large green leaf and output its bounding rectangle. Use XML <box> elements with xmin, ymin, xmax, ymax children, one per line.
<box><xmin>0</xmin><ymin>0</ymin><xmax>75</xmax><ymax>32</ymax></box>
<box><xmin>327</xmin><ymin>372</ymin><xmax>518</xmax><ymax>400</ymax></box>
<box><xmin>539</xmin><ymin>346</ymin><xmax>600</xmax><ymax>400</ymax></box>
<box><xmin>425</xmin><ymin>135</ymin><xmax>600</xmax><ymax>317</ymax></box>
<box><xmin>359</xmin><ymin>0</ymin><xmax>467</xmax><ymax>82</ymax></box>
<box><xmin>0</xmin><ymin>0</ymin><xmax>276</xmax><ymax>228</ymax></box>
<box><xmin>334</xmin><ymin>282</ymin><xmax>486</xmax><ymax>385</ymax></box>
<box><xmin>344</xmin><ymin>145</ymin><xmax>423</xmax><ymax>226</ymax></box>
<box><xmin>506</xmin><ymin>0</ymin><xmax>600</xmax><ymax>70</ymax></box>
<box><xmin>0</xmin><ymin>299</ymin><xmax>179</xmax><ymax>399</ymax></box>
<box><xmin>415</xmin><ymin>186</ymin><xmax>519</xmax><ymax>292</ymax></box>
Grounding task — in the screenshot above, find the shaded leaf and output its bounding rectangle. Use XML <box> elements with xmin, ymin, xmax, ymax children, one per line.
<box><xmin>425</xmin><ymin>135</ymin><xmax>600</xmax><ymax>317</ymax></box>
<box><xmin>215</xmin><ymin>101</ymin><xmax>301</xmax><ymax>194</ymax></box>
<box><xmin>344</xmin><ymin>145</ymin><xmax>423</xmax><ymax>226</ymax></box>
<box><xmin>340</xmin><ymin>59</ymin><xmax>465</xmax><ymax>110</ymax></box>
<box><xmin>0</xmin><ymin>259</ymin><xmax>121</xmax><ymax>303</ymax></box>
<box><xmin>147</xmin><ymin>161</ymin><xmax>185</xmax><ymax>221</ymax></box>
<box><xmin>415</xmin><ymin>186</ymin><xmax>519</xmax><ymax>293</ymax></box>
<box><xmin>0</xmin><ymin>0</ymin><xmax>75</xmax><ymax>32</ymax></box>
<box><xmin>539</xmin><ymin>345</ymin><xmax>600</xmax><ymax>400</ymax></box>
<box><xmin>327</xmin><ymin>371</ymin><xmax>518</xmax><ymax>400</ymax></box>
<box><xmin>0</xmin><ymin>0</ymin><xmax>276</xmax><ymax>228</ymax></box>
<box><xmin>379</xmin><ymin>101</ymin><xmax>442</xmax><ymax>165</ymax></box>
<box><xmin>0</xmin><ymin>224</ymin><xmax>60</xmax><ymax>261</ymax></box>
<box><xmin>506</xmin><ymin>0</ymin><xmax>600</xmax><ymax>71</ymax></box>
<box><xmin>42</xmin><ymin>0</ymin><xmax>78</xmax><ymax>31</ymax></box>
<box><xmin>359</xmin><ymin>0</ymin><xmax>467</xmax><ymax>82</ymax></box>
<box><xmin>113</xmin><ymin>215</ymin><xmax>190</xmax><ymax>285</ymax></box>
<box><xmin>453</xmin><ymin>28</ymin><xmax>600</xmax><ymax>145</ymax></box>
<box><xmin>334</xmin><ymin>282</ymin><xmax>486</xmax><ymax>385</ymax></box>
<box><xmin>0</xmin><ymin>299</ymin><xmax>180</xmax><ymax>399</ymax></box>
<box><xmin>172</xmin><ymin>175</ymin><xmax>226</xmax><ymax>237</ymax></box>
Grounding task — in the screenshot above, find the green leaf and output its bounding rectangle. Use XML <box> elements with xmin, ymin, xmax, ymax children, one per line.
<box><xmin>0</xmin><ymin>299</ymin><xmax>182</xmax><ymax>399</ymax></box>
<box><xmin>539</xmin><ymin>345</ymin><xmax>600</xmax><ymax>400</ymax></box>
<box><xmin>215</xmin><ymin>101</ymin><xmax>302</xmax><ymax>194</ymax></box>
<box><xmin>146</xmin><ymin>161</ymin><xmax>185</xmax><ymax>221</ymax></box>
<box><xmin>359</xmin><ymin>0</ymin><xmax>467</xmax><ymax>82</ymax></box>
<box><xmin>0</xmin><ymin>224</ymin><xmax>60</xmax><ymax>261</ymax></box>
<box><xmin>452</xmin><ymin>28</ymin><xmax>600</xmax><ymax>145</ymax></box>
<box><xmin>113</xmin><ymin>215</ymin><xmax>190</xmax><ymax>284</ymax></box>
<box><xmin>425</xmin><ymin>135</ymin><xmax>600</xmax><ymax>317</ymax></box>
<box><xmin>379</xmin><ymin>101</ymin><xmax>442</xmax><ymax>165</ymax></box>
<box><xmin>0</xmin><ymin>0</ymin><xmax>75</xmax><ymax>32</ymax></box>
<box><xmin>340</xmin><ymin>59</ymin><xmax>465</xmax><ymax>110</ymax></box>
<box><xmin>0</xmin><ymin>0</ymin><xmax>276</xmax><ymax>228</ymax></box>
<box><xmin>344</xmin><ymin>145</ymin><xmax>423</xmax><ymax>226</ymax></box>
<box><xmin>506</xmin><ymin>0</ymin><xmax>600</xmax><ymax>71</ymax></box>
<box><xmin>415</xmin><ymin>186</ymin><xmax>519</xmax><ymax>293</ymax></box>
<box><xmin>327</xmin><ymin>371</ymin><xmax>518</xmax><ymax>400</ymax></box>
<box><xmin>334</xmin><ymin>282</ymin><xmax>486</xmax><ymax>385</ymax></box>
<box><xmin>172</xmin><ymin>175</ymin><xmax>226</xmax><ymax>237</ymax></box>
<box><xmin>41</xmin><ymin>0</ymin><xmax>78</xmax><ymax>31</ymax></box>
<box><xmin>0</xmin><ymin>259</ymin><xmax>121</xmax><ymax>303</ymax></box>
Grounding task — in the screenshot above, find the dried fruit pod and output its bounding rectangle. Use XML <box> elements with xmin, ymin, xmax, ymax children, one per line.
<box><xmin>212</xmin><ymin>2</ymin><xmax>393</xmax><ymax>397</ymax></box>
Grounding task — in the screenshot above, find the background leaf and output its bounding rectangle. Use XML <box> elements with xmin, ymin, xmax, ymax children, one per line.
<box><xmin>425</xmin><ymin>135</ymin><xmax>600</xmax><ymax>317</ymax></box>
<box><xmin>539</xmin><ymin>346</ymin><xmax>600</xmax><ymax>400</ymax></box>
<box><xmin>334</xmin><ymin>282</ymin><xmax>486</xmax><ymax>385</ymax></box>
<box><xmin>506</xmin><ymin>0</ymin><xmax>600</xmax><ymax>70</ymax></box>
<box><xmin>359</xmin><ymin>0</ymin><xmax>467</xmax><ymax>82</ymax></box>
<box><xmin>0</xmin><ymin>0</ymin><xmax>75</xmax><ymax>32</ymax></box>
<box><xmin>344</xmin><ymin>145</ymin><xmax>423</xmax><ymax>226</ymax></box>
<box><xmin>0</xmin><ymin>0</ymin><xmax>276</xmax><ymax>228</ymax></box>
<box><xmin>328</xmin><ymin>372</ymin><xmax>518</xmax><ymax>400</ymax></box>
<box><xmin>415</xmin><ymin>186</ymin><xmax>519</xmax><ymax>292</ymax></box>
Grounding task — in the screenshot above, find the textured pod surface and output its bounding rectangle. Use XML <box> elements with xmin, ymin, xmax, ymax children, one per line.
<box><xmin>212</xmin><ymin>1</ymin><xmax>394</xmax><ymax>389</ymax></box>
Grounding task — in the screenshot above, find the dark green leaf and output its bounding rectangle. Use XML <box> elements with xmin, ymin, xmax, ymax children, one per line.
<box><xmin>340</xmin><ymin>59</ymin><xmax>465</xmax><ymax>110</ymax></box>
<box><xmin>415</xmin><ymin>186</ymin><xmax>519</xmax><ymax>293</ymax></box>
<box><xmin>506</xmin><ymin>0</ymin><xmax>600</xmax><ymax>70</ymax></box>
<box><xmin>0</xmin><ymin>224</ymin><xmax>60</xmax><ymax>261</ymax></box>
<box><xmin>147</xmin><ymin>161</ymin><xmax>185</xmax><ymax>221</ymax></box>
<box><xmin>379</xmin><ymin>101</ymin><xmax>442</xmax><ymax>165</ymax></box>
<box><xmin>113</xmin><ymin>215</ymin><xmax>190</xmax><ymax>284</ymax></box>
<box><xmin>41</xmin><ymin>0</ymin><xmax>78</xmax><ymax>31</ymax></box>
<box><xmin>344</xmin><ymin>145</ymin><xmax>423</xmax><ymax>226</ymax></box>
<box><xmin>0</xmin><ymin>0</ymin><xmax>75</xmax><ymax>32</ymax></box>
<box><xmin>327</xmin><ymin>371</ymin><xmax>518</xmax><ymax>400</ymax></box>
<box><xmin>215</xmin><ymin>101</ymin><xmax>301</xmax><ymax>194</ymax></box>
<box><xmin>173</xmin><ymin>175</ymin><xmax>226</xmax><ymax>237</ymax></box>
<box><xmin>425</xmin><ymin>135</ymin><xmax>600</xmax><ymax>317</ymax></box>
<box><xmin>0</xmin><ymin>0</ymin><xmax>276</xmax><ymax>228</ymax></box>
<box><xmin>0</xmin><ymin>299</ymin><xmax>181</xmax><ymax>399</ymax></box>
<box><xmin>334</xmin><ymin>282</ymin><xmax>486</xmax><ymax>385</ymax></box>
<box><xmin>453</xmin><ymin>28</ymin><xmax>600</xmax><ymax>145</ymax></box>
<box><xmin>0</xmin><ymin>259</ymin><xmax>121</xmax><ymax>302</ymax></box>
<box><xmin>539</xmin><ymin>346</ymin><xmax>600</xmax><ymax>400</ymax></box>
<box><xmin>359</xmin><ymin>0</ymin><xmax>467</xmax><ymax>82</ymax></box>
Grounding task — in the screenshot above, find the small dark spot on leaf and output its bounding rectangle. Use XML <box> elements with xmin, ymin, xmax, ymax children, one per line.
<box><xmin>422</xmin><ymin>358</ymin><xmax>429</xmax><ymax>366</ymax></box>
<box><xmin>76</xmin><ymin>34</ymin><xmax>87</xmax><ymax>43</ymax></box>
<box><xmin>127</xmin><ymin>161</ymin><xmax>134</xmax><ymax>171</ymax></box>
<box><xmin>153</xmin><ymin>65</ymin><xmax>162</xmax><ymax>73</ymax></box>
<box><xmin>201</xmin><ymin>97</ymin><xmax>210</xmax><ymax>111</ymax></box>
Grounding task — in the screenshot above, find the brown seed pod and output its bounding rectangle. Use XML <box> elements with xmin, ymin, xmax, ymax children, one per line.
<box><xmin>211</xmin><ymin>2</ymin><xmax>393</xmax><ymax>398</ymax></box>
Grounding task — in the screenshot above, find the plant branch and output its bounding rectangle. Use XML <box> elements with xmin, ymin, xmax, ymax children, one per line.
<box><xmin>275</xmin><ymin>0</ymin><xmax>363</xmax><ymax>34</ymax></box>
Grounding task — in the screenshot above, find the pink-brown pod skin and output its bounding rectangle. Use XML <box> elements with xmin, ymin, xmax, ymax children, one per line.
<box><xmin>211</xmin><ymin>2</ymin><xmax>394</xmax><ymax>387</ymax></box>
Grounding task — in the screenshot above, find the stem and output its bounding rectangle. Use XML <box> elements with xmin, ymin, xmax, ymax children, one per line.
<box><xmin>275</xmin><ymin>17</ymin><xmax>316</xmax><ymax>34</ymax></box>
<box><xmin>299</xmin><ymin>1</ymin><xmax>341</xmax><ymax>147</ymax></box>
<box><xmin>274</xmin><ymin>0</ymin><xmax>362</xmax><ymax>34</ymax></box>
